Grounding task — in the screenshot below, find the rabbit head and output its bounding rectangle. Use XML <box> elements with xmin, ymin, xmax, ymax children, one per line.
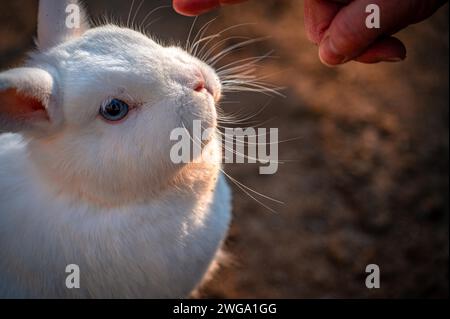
<box><xmin>0</xmin><ymin>0</ymin><xmax>222</xmax><ymax>205</ymax></box>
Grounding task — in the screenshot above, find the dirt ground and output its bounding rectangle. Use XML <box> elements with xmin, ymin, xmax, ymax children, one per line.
<box><xmin>1</xmin><ymin>0</ymin><xmax>448</xmax><ymax>298</ymax></box>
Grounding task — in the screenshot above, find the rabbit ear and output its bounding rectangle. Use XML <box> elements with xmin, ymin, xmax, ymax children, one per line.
<box><xmin>0</xmin><ymin>68</ymin><xmax>61</xmax><ymax>133</ymax></box>
<box><xmin>38</xmin><ymin>0</ymin><xmax>90</xmax><ymax>50</ymax></box>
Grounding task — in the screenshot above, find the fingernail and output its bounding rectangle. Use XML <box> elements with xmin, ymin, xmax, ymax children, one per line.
<box><xmin>383</xmin><ymin>56</ymin><xmax>404</xmax><ymax>62</ymax></box>
<box><xmin>319</xmin><ymin>35</ymin><xmax>348</xmax><ymax>66</ymax></box>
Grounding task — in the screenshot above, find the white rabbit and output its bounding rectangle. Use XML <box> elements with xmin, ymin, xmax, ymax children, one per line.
<box><xmin>0</xmin><ymin>0</ymin><xmax>231</xmax><ymax>298</ymax></box>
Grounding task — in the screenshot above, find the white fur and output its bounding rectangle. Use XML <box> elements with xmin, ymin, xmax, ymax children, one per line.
<box><xmin>0</xmin><ymin>1</ymin><xmax>231</xmax><ymax>298</ymax></box>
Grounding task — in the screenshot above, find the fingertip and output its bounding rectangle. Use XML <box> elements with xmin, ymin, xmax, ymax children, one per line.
<box><xmin>173</xmin><ymin>0</ymin><xmax>220</xmax><ymax>16</ymax></box>
<box><xmin>172</xmin><ymin>0</ymin><xmax>192</xmax><ymax>16</ymax></box>
<box><xmin>219</xmin><ymin>0</ymin><xmax>248</xmax><ymax>4</ymax></box>
<box><xmin>318</xmin><ymin>35</ymin><xmax>407</xmax><ymax>66</ymax></box>
<box><xmin>355</xmin><ymin>53</ymin><xmax>406</xmax><ymax>64</ymax></box>
<box><xmin>318</xmin><ymin>35</ymin><xmax>348</xmax><ymax>66</ymax></box>
<box><xmin>354</xmin><ymin>37</ymin><xmax>407</xmax><ymax>64</ymax></box>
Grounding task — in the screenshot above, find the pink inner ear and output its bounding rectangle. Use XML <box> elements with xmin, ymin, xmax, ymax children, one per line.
<box><xmin>0</xmin><ymin>88</ymin><xmax>48</xmax><ymax>120</ymax></box>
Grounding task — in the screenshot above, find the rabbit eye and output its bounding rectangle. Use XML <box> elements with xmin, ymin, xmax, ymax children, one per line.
<box><xmin>100</xmin><ymin>99</ymin><xmax>129</xmax><ymax>121</ymax></box>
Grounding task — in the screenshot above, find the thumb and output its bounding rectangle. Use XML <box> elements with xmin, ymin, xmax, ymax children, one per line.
<box><xmin>318</xmin><ymin>0</ymin><xmax>415</xmax><ymax>65</ymax></box>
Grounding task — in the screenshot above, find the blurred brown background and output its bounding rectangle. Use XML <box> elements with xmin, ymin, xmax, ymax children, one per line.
<box><xmin>1</xmin><ymin>0</ymin><xmax>448</xmax><ymax>298</ymax></box>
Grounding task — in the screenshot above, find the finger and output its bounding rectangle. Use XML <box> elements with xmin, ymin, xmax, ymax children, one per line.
<box><xmin>220</xmin><ymin>0</ymin><xmax>248</xmax><ymax>4</ymax></box>
<box><xmin>304</xmin><ymin>0</ymin><xmax>343</xmax><ymax>44</ymax></box>
<box><xmin>173</xmin><ymin>0</ymin><xmax>220</xmax><ymax>16</ymax></box>
<box><xmin>173</xmin><ymin>0</ymin><xmax>247</xmax><ymax>16</ymax></box>
<box><xmin>318</xmin><ymin>0</ymin><xmax>414</xmax><ymax>65</ymax></box>
<box><xmin>353</xmin><ymin>36</ymin><xmax>406</xmax><ymax>64</ymax></box>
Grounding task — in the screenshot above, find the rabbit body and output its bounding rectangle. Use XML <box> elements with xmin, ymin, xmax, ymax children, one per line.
<box><xmin>0</xmin><ymin>1</ymin><xmax>231</xmax><ymax>298</ymax></box>
<box><xmin>0</xmin><ymin>133</ymin><xmax>231</xmax><ymax>298</ymax></box>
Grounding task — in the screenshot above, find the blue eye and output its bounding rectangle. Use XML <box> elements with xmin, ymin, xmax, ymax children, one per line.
<box><xmin>100</xmin><ymin>99</ymin><xmax>129</xmax><ymax>121</ymax></box>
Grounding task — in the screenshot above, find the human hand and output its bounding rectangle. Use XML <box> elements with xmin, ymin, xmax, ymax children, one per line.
<box><xmin>305</xmin><ymin>0</ymin><xmax>447</xmax><ymax>65</ymax></box>
<box><xmin>173</xmin><ymin>0</ymin><xmax>447</xmax><ymax>65</ymax></box>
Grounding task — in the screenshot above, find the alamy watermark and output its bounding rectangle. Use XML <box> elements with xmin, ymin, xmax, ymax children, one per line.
<box><xmin>65</xmin><ymin>264</ymin><xmax>80</xmax><ymax>289</ymax></box>
<box><xmin>365</xmin><ymin>264</ymin><xmax>380</xmax><ymax>289</ymax></box>
<box><xmin>365</xmin><ymin>4</ymin><xmax>381</xmax><ymax>29</ymax></box>
<box><xmin>65</xmin><ymin>4</ymin><xmax>81</xmax><ymax>29</ymax></box>
<box><xmin>170</xmin><ymin>120</ymin><xmax>279</xmax><ymax>175</ymax></box>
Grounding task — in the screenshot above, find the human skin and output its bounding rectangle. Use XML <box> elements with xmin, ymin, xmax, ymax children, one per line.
<box><xmin>173</xmin><ymin>0</ymin><xmax>248</xmax><ymax>16</ymax></box>
<box><xmin>172</xmin><ymin>0</ymin><xmax>448</xmax><ymax>65</ymax></box>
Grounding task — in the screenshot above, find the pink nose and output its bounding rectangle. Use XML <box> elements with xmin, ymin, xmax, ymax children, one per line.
<box><xmin>192</xmin><ymin>68</ymin><xmax>220</xmax><ymax>101</ymax></box>
<box><xmin>193</xmin><ymin>72</ymin><xmax>214</xmax><ymax>97</ymax></box>
<box><xmin>194</xmin><ymin>80</ymin><xmax>206</xmax><ymax>92</ymax></box>
<box><xmin>193</xmin><ymin>70</ymin><xmax>206</xmax><ymax>91</ymax></box>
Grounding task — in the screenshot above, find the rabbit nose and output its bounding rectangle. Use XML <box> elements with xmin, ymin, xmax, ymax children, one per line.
<box><xmin>193</xmin><ymin>71</ymin><xmax>217</xmax><ymax>100</ymax></box>
<box><xmin>193</xmin><ymin>79</ymin><xmax>206</xmax><ymax>92</ymax></box>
